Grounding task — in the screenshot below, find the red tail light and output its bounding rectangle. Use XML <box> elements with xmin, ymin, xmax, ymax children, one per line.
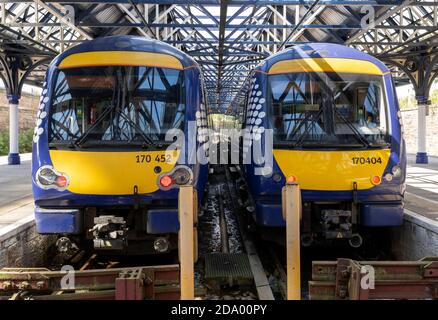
<box><xmin>55</xmin><ymin>175</ymin><xmax>68</xmax><ymax>188</ymax></box>
<box><xmin>159</xmin><ymin>175</ymin><xmax>173</xmax><ymax>188</ymax></box>
<box><xmin>371</xmin><ymin>175</ymin><xmax>381</xmax><ymax>185</ymax></box>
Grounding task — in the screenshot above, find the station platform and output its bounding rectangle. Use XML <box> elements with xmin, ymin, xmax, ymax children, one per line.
<box><xmin>405</xmin><ymin>154</ymin><xmax>438</xmax><ymax>222</ymax></box>
<box><xmin>0</xmin><ymin>153</ymin><xmax>33</xmax><ymax>233</ymax></box>
<box><xmin>0</xmin><ymin>154</ymin><xmax>55</xmax><ymax>267</ymax></box>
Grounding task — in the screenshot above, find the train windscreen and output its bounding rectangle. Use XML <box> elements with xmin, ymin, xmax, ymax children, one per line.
<box><xmin>48</xmin><ymin>66</ymin><xmax>185</xmax><ymax>148</ymax></box>
<box><xmin>268</xmin><ymin>72</ymin><xmax>390</xmax><ymax>148</ymax></box>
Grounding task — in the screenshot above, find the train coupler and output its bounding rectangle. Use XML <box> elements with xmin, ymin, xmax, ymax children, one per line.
<box><xmin>90</xmin><ymin>216</ymin><xmax>128</xmax><ymax>250</ymax></box>
<box><xmin>321</xmin><ymin>210</ymin><xmax>353</xmax><ymax>240</ymax></box>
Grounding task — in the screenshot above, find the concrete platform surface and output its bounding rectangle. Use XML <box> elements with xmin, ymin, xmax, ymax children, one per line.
<box><xmin>0</xmin><ymin>154</ymin><xmax>34</xmax><ymax>236</ymax></box>
<box><xmin>0</xmin><ymin>198</ymin><xmax>33</xmax><ymax>230</ymax></box>
<box><xmin>0</xmin><ymin>153</ymin><xmax>32</xmax><ymax>208</ymax></box>
<box><xmin>406</xmin><ymin>154</ymin><xmax>438</xmax><ymax>222</ymax></box>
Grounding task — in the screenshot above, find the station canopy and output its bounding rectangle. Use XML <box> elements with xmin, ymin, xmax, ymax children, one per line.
<box><xmin>1</xmin><ymin>1</ymin><xmax>437</xmax><ymax>114</ymax></box>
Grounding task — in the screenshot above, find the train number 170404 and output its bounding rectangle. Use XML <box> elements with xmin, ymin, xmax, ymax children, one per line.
<box><xmin>352</xmin><ymin>157</ymin><xmax>382</xmax><ymax>165</ymax></box>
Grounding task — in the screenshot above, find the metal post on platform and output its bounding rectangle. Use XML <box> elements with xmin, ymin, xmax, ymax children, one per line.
<box><xmin>282</xmin><ymin>181</ymin><xmax>301</xmax><ymax>300</ymax></box>
<box><xmin>178</xmin><ymin>185</ymin><xmax>198</xmax><ymax>300</ymax></box>
<box><xmin>0</xmin><ymin>53</ymin><xmax>51</xmax><ymax>165</ymax></box>
<box><xmin>8</xmin><ymin>95</ymin><xmax>20</xmax><ymax>165</ymax></box>
<box><xmin>416</xmin><ymin>96</ymin><xmax>429</xmax><ymax>164</ymax></box>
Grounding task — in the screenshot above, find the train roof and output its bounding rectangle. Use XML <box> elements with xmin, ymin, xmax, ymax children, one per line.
<box><xmin>50</xmin><ymin>35</ymin><xmax>198</xmax><ymax>69</ymax></box>
<box><xmin>255</xmin><ymin>43</ymin><xmax>389</xmax><ymax>75</ymax></box>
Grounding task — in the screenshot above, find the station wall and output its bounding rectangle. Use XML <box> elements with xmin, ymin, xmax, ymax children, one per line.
<box><xmin>0</xmin><ymin>89</ymin><xmax>40</xmax><ymax>132</ymax></box>
<box><xmin>401</xmin><ymin>106</ymin><xmax>438</xmax><ymax>157</ymax></box>
<box><xmin>0</xmin><ymin>219</ymin><xmax>56</xmax><ymax>268</ymax></box>
<box><xmin>391</xmin><ymin>211</ymin><xmax>438</xmax><ymax>260</ymax></box>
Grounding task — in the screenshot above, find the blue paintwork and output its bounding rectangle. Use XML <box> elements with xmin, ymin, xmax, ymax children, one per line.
<box><xmin>49</xmin><ymin>36</ymin><xmax>197</xmax><ymax>69</ymax></box>
<box><xmin>360</xmin><ymin>203</ymin><xmax>404</xmax><ymax>226</ymax></box>
<box><xmin>255</xmin><ymin>201</ymin><xmax>284</xmax><ymax>226</ymax></box>
<box><xmin>7</xmin><ymin>94</ymin><xmax>19</xmax><ymax>105</ymax></box>
<box><xmin>35</xmin><ymin>207</ymin><xmax>82</xmax><ymax>234</ymax></box>
<box><xmin>243</xmin><ymin>43</ymin><xmax>406</xmax><ymax>228</ymax></box>
<box><xmin>32</xmin><ymin>36</ymin><xmax>209</xmax><ymax>235</ymax></box>
<box><xmin>8</xmin><ymin>153</ymin><xmax>20</xmax><ymax>165</ymax></box>
<box><xmin>416</xmin><ymin>152</ymin><xmax>428</xmax><ymax>164</ymax></box>
<box><xmin>147</xmin><ymin>209</ymin><xmax>180</xmax><ymax>234</ymax></box>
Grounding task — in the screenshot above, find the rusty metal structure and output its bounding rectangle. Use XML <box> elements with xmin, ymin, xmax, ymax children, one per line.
<box><xmin>0</xmin><ymin>265</ymin><xmax>180</xmax><ymax>300</ymax></box>
<box><xmin>309</xmin><ymin>258</ymin><xmax>438</xmax><ymax>300</ymax></box>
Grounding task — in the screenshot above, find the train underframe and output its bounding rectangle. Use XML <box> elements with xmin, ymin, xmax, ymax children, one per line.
<box><xmin>36</xmin><ymin>205</ymin><xmax>180</xmax><ymax>255</ymax></box>
<box><xmin>249</xmin><ymin>198</ymin><xmax>403</xmax><ymax>248</ymax></box>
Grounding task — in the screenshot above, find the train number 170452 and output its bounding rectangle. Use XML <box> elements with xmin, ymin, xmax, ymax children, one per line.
<box><xmin>352</xmin><ymin>157</ymin><xmax>382</xmax><ymax>165</ymax></box>
<box><xmin>136</xmin><ymin>154</ymin><xmax>171</xmax><ymax>163</ymax></box>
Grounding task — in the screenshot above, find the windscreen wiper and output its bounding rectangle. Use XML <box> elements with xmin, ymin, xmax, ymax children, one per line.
<box><xmin>74</xmin><ymin>106</ymin><xmax>157</xmax><ymax>149</ymax></box>
<box><xmin>116</xmin><ymin>110</ymin><xmax>157</xmax><ymax>148</ymax></box>
<box><xmin>119</xmin><ymin>70</ymin><xmax>157</xmax><ymax>149</ymax></box>
<box><xmin>50</xmin><ymin>119</ymin><xmax>81</xmax><ymax>141</ymax></box>
<box><xmin>74</xmin><ymin>104</ymin><xmax>116</xmax><ymax>147</ymax></box>
<box><xmin>294</xmin><ymin>108</ymin><xmax>324</xmax><ymax>147</ymax></box>
<box><xmin>332</xmin><ymin>103</ymin><xmax>371</xmax><ymax>148</ymax></box>
<box><xmin>285</xmin><ymin>108</ymin><xmax>321</xmax><ymax>142</ymax></box>
<box><xmin>76</xmin><ymin>68</ymin><xmax>122</xmax><ymax>147</ymax></box>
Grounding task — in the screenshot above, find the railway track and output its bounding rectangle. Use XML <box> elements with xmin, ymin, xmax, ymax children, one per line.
<box><xmin>2</xmin><ymin>162</ymin><xmax>434</xmax><ymax>300</ymax></box>
<box><xmin>220</xmin><ymin>163</ymin><xmax>398</xmax><ymax>300</ymax></box>
<box><xmin>195</xmin><ymin>165</ymin><xmax>268</xmax><ymax>300</ymax></box>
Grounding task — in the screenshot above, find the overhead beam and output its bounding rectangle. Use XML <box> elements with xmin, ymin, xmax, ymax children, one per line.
<box><xmin>217</xmin><ymin>0</ymin><xmax>228</xmax><ymax>106</ymax></box>
<box><xmin>278</xmin><ymin>0</ymin><xmax>321</xmax><ymax>50</ymax></box>
<box><xmin>127</xmin><ymin>0</ymin><xmax>157</xmax><ymax>38</ymax></box>
<box><xmin>7</xmin><ymin>1</ymin><xmax>434</xmax><ymax>6</ymax></box>
<box><xmin>32</xmin><ymin>0</ymin><xmax>93</xmax><ymax>40</ymax></box>
<box><xmin>345</xmin><ymin>0</ymin><xmax>415</xmax><ymax>44</ymax></box>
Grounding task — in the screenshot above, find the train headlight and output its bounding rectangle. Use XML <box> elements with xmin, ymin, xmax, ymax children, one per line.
<box><xmin>392</xmin><ymin>165</ymin><xmax>402</xmax><ymax>178</ymax></box>
<box><xmin>172</xmin><ymin>167</ymin><xmax>192</xmax><ymax>185</ymax></box>
<box><xmin>36</xmin><ymin>165</ymin><xmax>69</xmax><ymax>190</ymax></box>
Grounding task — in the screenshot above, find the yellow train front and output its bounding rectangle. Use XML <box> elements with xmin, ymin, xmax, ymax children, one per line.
<box><xmin>31</xmin><ymin>36</ymin><xmax>209</xmax><ymax>254</ymax></box>
<box><xmin>241</xmin><ymin>43</ymin><xmax>406</xmax><ymax>247</ymax></box>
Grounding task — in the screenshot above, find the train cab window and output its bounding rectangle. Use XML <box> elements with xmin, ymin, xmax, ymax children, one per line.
<box><xmin>268</xmin><ymin>72</ymin><xmax>390</xmax><ymax>148</ymax></box>
<box><xmin>49</xmin><ymin>65</ymin><xmax>185</xmax><ymax>149</ymax></box>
